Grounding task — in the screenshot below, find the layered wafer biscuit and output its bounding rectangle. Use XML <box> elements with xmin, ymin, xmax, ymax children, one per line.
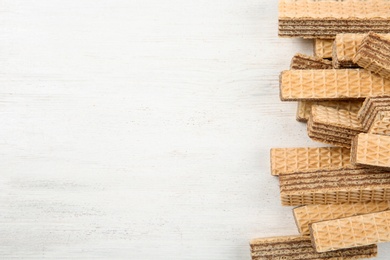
<box><xmin>369</xmin><ymin>111</ymin><xmax>390</xmax><ymax>136</ymax></box>
<box><xmin>310</xmin><ymin>210</ymin><xmax>390</xmax><ymax>253</ymax></box>
<box><xmin>353</xmin><ymin>32</ymin><xmax>390</xmax><ymax>79</ymax></box>
<box><xmin>314</xmin><ymin>39</ymin><xmax>333</xmax><ymax>59</ymax></box>
<box><xmin>279</xmin><ymin>0</ymin><xmax>390</xmax><ymax>38</ymax></box>
<box><xmin>358</xmin><ymin>96</ymin><xmax>390</xmax><ymax>131</ymax></box>
<box><xmin>280</xmin><ymin>69</ymin><xmax>390</xmax><ymax>101</ymax></box>
<box><xmin>279</xmin><ymin>168</ymin><xmax>390</xmax><ymax>206</ymax></box>
<box><xmin>307</xmin><ymin>102</ymin><xmax>363</xmax><ymax>147</ymax></box>
<box><xmin>296</xmin><ymin>101</ymin><xmax>313</xmax><ymax>122</ymax></box>
<box><xmin>351</xmin><ymin>133</ymin><xmax>390</xmax><ymax>168</ymax></box>
<box><xmin>293</xmin><ymin>202</ymin><xmax>390</xmax><ymax>235</ymax></box>
<box><xmin>333</xmin><ymin>33</ymin><xmax>390</xmax><ymax>68</ymax></box>
<box><xmin>250</xmin><ymin>235</ymin><xmax>377</xmax><ymax>259</ymax></box>
<box><xmin>271</xmin><ymin>147</ymin><xmax>352</xmax><ymax>176</ymax></box>
<box><xmin>290</xmin><ymin>53</ymin><xmax>333</xmax><ymax>70</ymax></box>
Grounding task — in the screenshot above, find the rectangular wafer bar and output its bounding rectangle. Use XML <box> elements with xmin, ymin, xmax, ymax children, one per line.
<box><xmin>310</xmin><ymin>210</ymin><xmax>390</xmax><ymax>253</ymax></box>
<box><xmin>279</xmin><ymin>168</ymin><xmax>390</xmax><ymax>206</ymax></box>
<box><xmin>351</xmin><ymin>133</ymin><xmax>390</xmax><ymax>168</ymax></box>
<box><xmin>279</xmin><ymin>0</ymin><xmax>390</xmax><ymax>38</ymax></box>
<box><xmin>358</xmin><ymin>96</ymin><xmax>390</xmax><ymax>131</ymax></box>
<box><xmin>280</xmin><ymin>69</ymin><xmax>390</xmax><ymax>101</ymax></box>
<box><xmin>250</xmin><ymin>235</ymin><xmax>377</xmax><ymax>259</ymax></box>
<box><xmin>354</xmin><ymin>32</ymin><xmax>390</xmax><ymax>79</ymax></box>
<box><xmin>293</xmin><ymin>202</ymin><xmax>390</xmax><ymax>235</ymax></box>
<box><xmin>290</xmin><ymin>53</ymin><xmax>333</xmax><ymax>70</ymax></box>
<box><xmin>271</xmin><ymin>147</ymin><xmax>352</xmax><ymax>176</ymax></box>
<box><xmin>314</xmin><ymin>39</ymin><xmax>333</xmax><ymax>59</ymax></box>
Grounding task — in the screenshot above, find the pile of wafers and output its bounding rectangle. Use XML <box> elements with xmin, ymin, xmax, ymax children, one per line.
<box><xmin>250</xmin><ymin>0</ymin><xmax>390</xmax><ymax>259</ymax></box>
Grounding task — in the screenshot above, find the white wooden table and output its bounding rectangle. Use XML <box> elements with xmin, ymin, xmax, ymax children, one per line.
<box><xmin>0</xmin><ymin>1</ymin><xmax>389</xmax><ymax>259</ymax></box>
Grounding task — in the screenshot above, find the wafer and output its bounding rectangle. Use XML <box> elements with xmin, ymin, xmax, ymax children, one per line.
<box><xmin>250</xmin><ymin>235</ymin><xmax>377</xmax><ymax>259</ymax></box>
<box><xmin>353</xmin><ymin>32</ymin><xmax>390</xmax><ymax>79</ymax></box>
<box><xmin>333</xmin><ymin>33</ymin><xmax>365</xmax><ymax>68</ymax></box>
<box><xmin>351</xmin><ymin>133</ymin><xmax>390</xmax><ymax>168</ymax></box>
<box><xmin>290</xmin><ymin>53</ymin><xmax>333</xmax><ymax>70</ymax></box>
<box><xmin>310</xmin><ymin>210</ymin><xmax>390</xmax><ymax>253</ymax></box>
<box><xmin>369</xmin><ymin>111</ymin><xmax>390</xmax><ymax>136</ymax></box>
<box><xmin>271</xmin><ymin>147</ymin><xmax>352</xmax><ymax>176</ymax></box>
<box><xmin>280</xmin><ymin>69</ymin><xmax>390</xmax><ymax>101</ymax></box>
<box><xmin>293</xmin><ymin>202</ymin><xmax>390</xmax><ymax>236</ymax></box>
<box><xmin>307</xmin><ymin>102</ymin><xmax>363</xmax><ymax>147</ymax></box>
<box><xmin>314</xmin><ymin>39</ymin><xmax>334</xmax><ymax>59</ymax></box>
<box><xmin>279</xmin><ymin>167</ymin><xmax>390</xmax><ymax>206</ymax></box>
<box><xmin>279</xmin><ymin>0</ymin><xmax>390</xmax><ymax>38</ymax></box>
<box><xmin>358</xmin><ymin>96</ymin><xmax>390</xmax><ymax>131</ymax></box>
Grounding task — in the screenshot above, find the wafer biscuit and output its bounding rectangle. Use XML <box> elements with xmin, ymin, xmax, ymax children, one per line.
<box><xmin>280</xmin><ymin>69</ymin><xmax>390</xmax><ymax>101</ymax></box>
<box><xmin>353</xmin><ymin>32</ymin><xmax>390</xmax><ymax>79</ymax></box>
<box><xmin>333</xmin><ymin>33</ymin><xmax>390</xmax><ymax>68</ymax></box>
<box><xmin>351</xmin><ymin>133</ymin><xmax>390</xmax><ymax>168</ymax></box>
<box><xmin>314</xmin><ymin>39</ymin><xmax>333</xmax><ymax>59</ymax></box>
<box><xmin>279</xmin><ymin>0</ymin><xmax>390</xmax><ymax>38</ymax></box>
<box><xmin>250</xmin><ymin>235</ymin><xmax>377</xmax><ymax>259</ymax></box>
<box><xmin>293</xmin><ymin>202</ymin><xmax>390</xmax><ymax>235</ymax></box>
<box><xmin>310</xmin><ymin>210</ymin><xmax>390</xmax><ymax>252</ymax></box>
<box><xmin>290</xmin><ymin>53</ymin><xmax>333</xmax><ymax>70</ymax></box>
<box><xmin>271</xmin><ymin>147</ymin><xmax>352</xmax><ymax>176</ymax></box>
<box><xmin>357</xmin><ymin>96</ymin><xmax>390</xmax><ymax>131</ymax></box>
<box><xmin>369</xmin><ymin>111</ymin><xmax>390</xmax><ymax>136</ymax></box>
<box><xmin>307</xmin><ymin>102</ymin><xmax>363</xmax><ymax>147</ymax></box>
<box><xmin>279</xmin><ymin>168</ymin><xmax>390</xmax><ymax>206</ymax></box>
<box><xmin>297</xmin><ymin>101</ymin><xmax>359</xmax><ymax>123</ymax></box>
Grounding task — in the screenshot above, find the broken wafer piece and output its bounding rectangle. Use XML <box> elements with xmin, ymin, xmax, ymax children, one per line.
<box><xmin>278</xmin><ymin>0</ymin><xmax>390</xmax><ymax>38</ymax></box>
<box><xmin>280</xmin><ymin>69</ymin><xmax>390</xmax><ymax>101</ymax></box>
<box><xmin>310</xmin><ymin>210</ymin><xmax>390</xmax><ymax>253</ymax></box>
<box><xmin>314</xmin><ymin>39</ymin><xmax>334</xmax><ymax>59</ymax></box>
<box><xmin>271</xmin><ymin>147</ymin><xmax>352</xmax><ymax>176</ymax></box>
<box><xmin>369</xmin><ymin>111</ymin><xmax>390</xmax><ymax>136</ymax></box>
<box><xmin>290</xmin><ymin>53</ymin><xmax>333</xmax><ymax>70</ymax></box>
<box><xmin>279</xmin><ymin>168</ymin><xmax>390</xmax><ymax>206</ymax></box>
<box><xmin>353</xmin><ymin>32</ymin><xmax>390</xmax><ymax>79</ymax></box>
<box><xmin>250</xmin><ymin>235</ymin><xmax>377</xmax><ymax>259</ymax></box>
<box><xmin>351</xmin><ymin>133</ymin><xmax>390</xmax><ymax>168</ymax></box>
<box><xmin>293</xmin><ymin>202</ymin><xmax>390</xmax><ymax>235</ymax></box>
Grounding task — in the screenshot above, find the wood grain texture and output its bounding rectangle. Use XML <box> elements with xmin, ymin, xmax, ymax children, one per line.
<box><xmin>1</xmin><ymin>0</ymin><xmax>388</xmax><ymax>259</ymax></box>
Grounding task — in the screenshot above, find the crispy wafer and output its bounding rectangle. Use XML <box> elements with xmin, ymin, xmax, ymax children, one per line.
<box><xmin>290</xmin><ymin>53</ymin><xmax>333</xmax><ymax>70</ymax></box>
<box><xmin>279</xmin><ymin>168</ymin><xmax>390</xmax><ymax>206</ymax></box>
<box><xmin>351</xmin><ymin>133</ymin><xmax>390</xmax><ymax>168</ymax></box>
<box><xmin>314</xmin><ymin>39</ymin><xmax>334</xmax><ymax>59</ymax></box>
<box><xmin>353</xmin><ymin>32</ymin><xmax>390</xmax><ymax>79</ymax></box>
<box><xmin>279</xmin><ymin>0</ymin><xmax>390</xmax><ymax>38</ymax></box>
<box><xmin>271</xmin><ymin>147</ymin><xmax>352</xmax><ymax>176</ymax></box>
<box><xmin>310</xmin><ymin>210</ymin><xmax>390</xmax><ymax>252</ymax></box>
<box><xmin>280</xmin><ymin>69</ymin><xmax>390</xmax><ymax>101</ymax></box>
<box><xmin>293</xmin><ymin>202</ymin><xmax>390</xmax><ymax>235</ymax></box>
<box><xmin>307</xmin><ymin>102</ymin><xmax>363</xmax><ymax>147</ymax></box>
<box><xmin>369</xmin><ymin>111</ymin><xmax>390</xmax><ymax>136</ymax></box>
<box><xmin>358</xmin><ymin>96</ymin><xmax>390</xmax><ymax>131</ymax></box>
<box><xmin>250</xmin><ymin>235</ymin><xmax>377</xmax><ymax>259</ymax></box>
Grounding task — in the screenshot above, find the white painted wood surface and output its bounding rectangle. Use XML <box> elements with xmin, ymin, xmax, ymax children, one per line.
<box><xmin>0</xmin><ymin>1</ymin><xmax>388</xmax><ymax>259</ymax></box>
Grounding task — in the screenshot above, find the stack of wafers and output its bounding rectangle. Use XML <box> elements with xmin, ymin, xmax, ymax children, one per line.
<box><xmin>250</xmin><ymin>0</ymin><xmax>390</xmax><ymax>259</ymax></box>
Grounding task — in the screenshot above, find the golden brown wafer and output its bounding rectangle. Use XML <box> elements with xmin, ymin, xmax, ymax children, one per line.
<box><xmin>290</xmin><ymin>53</ymin><xmax>333</xmax><ymax>70</ymax></box>
<box><xmin>369</xmin><ymin>111</ymin><xmax>390</xmax><ymax>136</ymax></box>
<box><xmin>271</xmin><ymin>147</ymin><xmax>352</xmax><ymax>176</ymax></box>
<box><xmin>250</xmin><ymin>235</ymin><xmax>377</xmax><ymax>259</ymax></box>
<box><xmin>351</xmin><ymin>133</ymin><xmax>390</xmax><ymax>168</ymax></box>
<box><xmin>279</xmin><ymin>0</ymin><xmax>390</xmax><ymax>38</ymax></box>
<box><xmin>293</xmin><ymin>202</ymin><xmax>390</xmax><ymax>235</ymax></box>
<box><xmin>310</xmin><ymin>210</ymin><xmax>390</xmax><ymax>252</ymax></box>
<box><xmin>280</xmin><ymin>69</ymin><xmax>390</xmax><ymax>101</ymax></box>
<box><xmin>357</xmin><ymin>96</ymin><xmax>390</xmax><ymax>131</ymax></box>
<box><xmin>314</xmin><ymin>39</ymin><xmax>333</xmax><ymax>59</ymax></box>
<box><xmin>279</xmin><ymin>168</ymin><xmax>390</xmax><ymax>206</ymax></box>
<box><xmin>353</xmin><ymin>32</ymin><xmax>390</xmax><ymax>79</ymax></box>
